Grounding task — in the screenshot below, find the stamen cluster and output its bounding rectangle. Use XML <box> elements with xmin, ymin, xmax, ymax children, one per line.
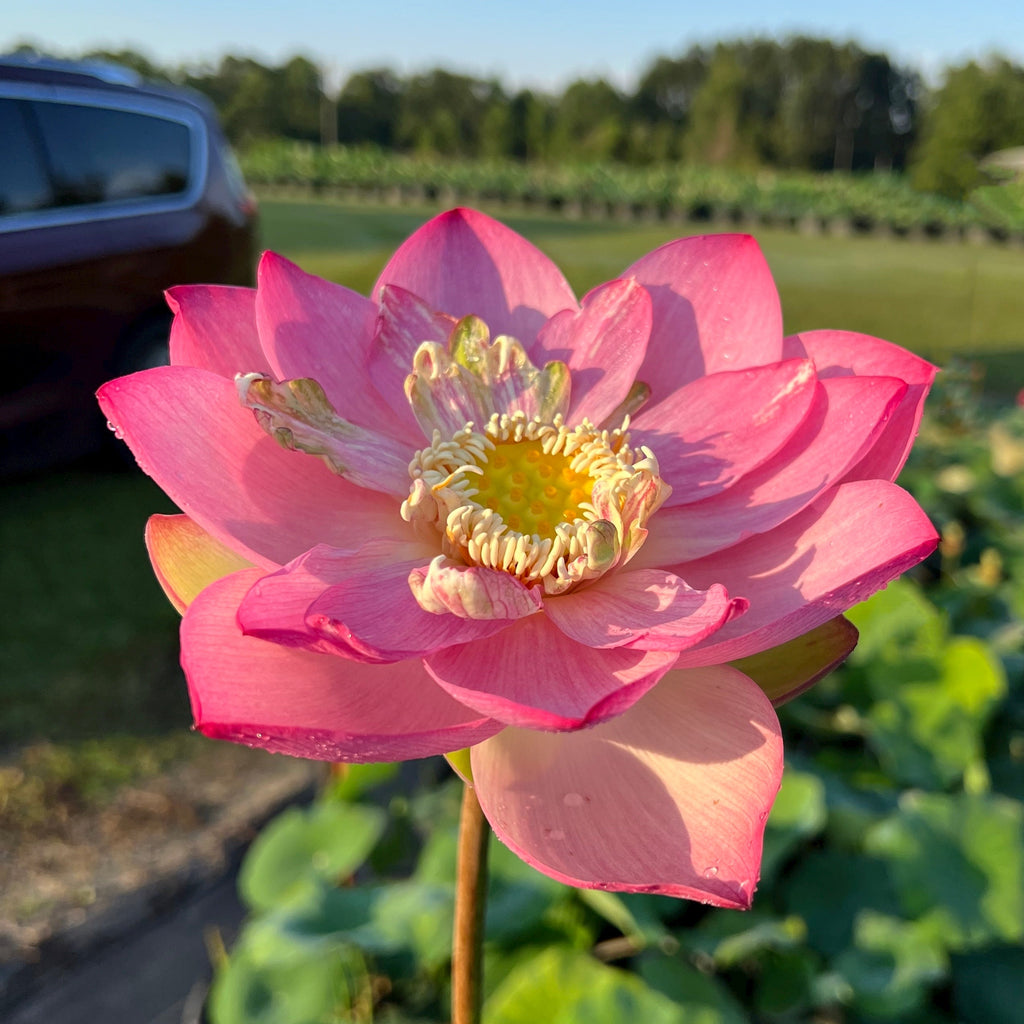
<box><xmin>402</xmin><ymin>411</ymin><xmax>670</xmax><ymax>595</ymax></box>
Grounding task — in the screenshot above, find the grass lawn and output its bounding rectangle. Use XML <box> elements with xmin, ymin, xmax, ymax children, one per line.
<box><xmin>3</xmin><ymin>198</ymin><xmax>1022</xmax><ymax>825</ymax></box>
<box><xmin>259</xmin><ymin>197</ymin><xmax>1024</xmax><ymax>395</ymax></box>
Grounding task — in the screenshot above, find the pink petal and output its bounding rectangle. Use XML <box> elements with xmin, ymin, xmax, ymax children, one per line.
<box><xmin>531</xmin><ymin>277</ymin><xmax>652</xmax><ymax>426</ymax></box>
<box><xmin>306</xmin><ymin>559</ymin><xmax>520</xmax><ymax>663</ymax></box>
<box><xmin>639</xmin><ymin>374</ymin><xmax>907</xmax><ymax>563</ymax></box>
<box><xmin>237</xmin><ymin>373</ymin><xmax>415</xmax><ymax>498</ymax></box>
<box><xmin>730</xmin><ymin>616</ymin><xmax>859</xmax><ymax>705</ymax></box>
<box><xmin>367</xmin><ymin>284</ymin><xmax>454</xmax><ymax>436</ymax></box>
<box><xmin>543</xmin><ymin>570</ymin><xmax>740</xmax><ymax>651</ymax></box>
<box><xmin>631</xmin><ymin>359</ymin><xmax>817</xmax><ymax>506</ymax></box>
<box><xmin>626</xmin><ymin>234</ymin><xmax>784</xmax><ymax>404</ymax></box>
<box><xmin>424</xmin><ymin>614</ymin><xmax>678</xmax><ymax>730</ymax></box>
<box><xmin>672</xmin><ymin>479</ymin><xmax>939</xmax><ymax>666</ymax></box>
<box><xmin>409</xmin><ymin>557</ymin><xmax>544</xmax><ymax>619</ymax></box>
<box><xmin>784</xmin><ymin>329</ymin><xmax>937</xmax><ymax>482</ymax></box>
<box><xmin>372</xmin><ymin>208</ymin><xmax>578</xmax><ymax>343</ymax></box>
<box><xmin>146</xmin><ymin>514</ymin><xmax>252</xmax><ymax>614</ymax></box>
<box><xmin>167</xmin><ymin>284</ymin><xmax>269</xmax><ymax>378</ymax></box>
<box><xmin>255</xmin><ymin>252</ymin><xmax>403</xmax><ymax>434</ymax></box>
<box><xmin>237</xmin><ymin>540</ymin><xmax>436</xmax><ymax>652</ymax></box>
<box><xmin>98</xmin><ymin>366</ymin><xmax>406</xmax><ymax>568</ymax></box>
<box><xmin>183</xmin><ymin>569</ymin><xmax>503</xmax><ymax>761</ymax></box>
<box><xmin>471</xmin><ymin>664</ymin><xmax>783</xmax><ymax>907</ymax></box>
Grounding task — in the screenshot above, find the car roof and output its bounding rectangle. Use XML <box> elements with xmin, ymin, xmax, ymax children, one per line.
<box><xmin>0</xmin><ymin>53</ymin><xmax>217</xmax><ymax>119</ymax></box>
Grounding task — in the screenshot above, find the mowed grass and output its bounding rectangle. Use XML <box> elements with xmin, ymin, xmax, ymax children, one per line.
<box><xmin>260</xmin><ymin>197</ymin><xmax>1024</xmax><ymax>395</ymax></box>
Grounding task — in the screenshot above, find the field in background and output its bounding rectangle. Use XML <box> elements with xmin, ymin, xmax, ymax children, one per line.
<box><xmin>259</xmin><ymin>198</ymin><xmax>1024</xmax><ymax>396</ymax></box>
<box><xmin>4</xmin><ymin>199</ymin><xmax>1023</xmax><ymax>790</ymax></box>
<box><xmin>5</xmin><ymin>198</ymin><xmax>1024</xmax><ymax>757</ymax></box>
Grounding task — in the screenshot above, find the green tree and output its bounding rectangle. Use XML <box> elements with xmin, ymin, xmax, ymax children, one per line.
<box><xmin>684</xmin><ymin>47</ymin><xmax>761</xmax><ymax>166</ymax></box>
<box><xmin>911</xmin><ymin>58</ymin><xmax>1024</xmax><ymax>198</ymax></box>
<box><xmin>336</xmin><ymin>70</ymin><xmax>403</xmax><ymax>148</ymax></box>
<box><xmin>550</xmin><ymin>78</ymin><xmax>627</xmax><ymax>161</ymax></box>
<box><xmin>395</xmin><ymin>69</ymin><xmax>503</xmax><ymax>157</ymax></box>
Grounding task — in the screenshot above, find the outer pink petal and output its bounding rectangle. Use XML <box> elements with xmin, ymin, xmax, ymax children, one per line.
<box><xmin>306</xmin><ymin>559</ymin><xmax>520</xmax><ymax>663</ymax></box>
<box><xmin>255</xmin><ymin>252</ymin><xmax>404</xmax><ymax>434</ymax></box>
<box><xmin>531</xmin><ymin>277</ymin><xmax>652</xmax><ymax>425</ymax></box>
<box><xmin>167</xmin><ymin>284</ymin><xmax>269</xmax><ymax>378</ymax></box>
<box><xmin>183</xmin><ymin>569</ymin><xmax>503</xmax><ymax>761</ymax></box>
<box><xmin>784</xmin><ymin>329</ymin><xmax>937</xmax><ymax>482</ymax></box>
<box><xmin>543</xmin><ymin>570</ymin><xmax>740</xmax><ymax>651</ymax></box>
<box><xmin>367</xmin><ymin>284</ymin><xmax>455</xmax><ymax>436</ymax></box>
<box><xmin>146</xmin><ymin>513</ymin><xmax>252</xmax><ymax>614</ymax></box>
<box><xmin>372</xmin><ymin>208</ymin><xmax>578</xmax><ymax>343</ymax></box>
<box><xmin>626</xmin><ymin>234</ymin><xmax>784</xmax><ymax>404</ymax></box>
<box><xmin>423</xmin><ymin>614</ymin><xmax>678</xmax><ymax>731</ymax></box>
<box><xmin>731</xmin><ymin>616</ymin><xmax>859</xmax><ymax>705</ymax></box>
<box><xmin>672</xmin><ymin>479</ymin><xmax>939</xmax><ymax>666</ymax></box>
<box><xmin>97</xmin><ymin>366</ymin><xmax>406</xmax><ymax>568</ymax></box>
<box><xmin>639</xmin><ymin>375</ymin><xmax>907</xmax><ymax>563</ymax></box>
<box><xmin>237</xmin><ymin>540</ymin><xmax>436</xmax><ymax>652</ymax></box>
<box><xmin>471</xmin><ymin>665</ymin><xmax>783</xmax><ymax>907</ymax></box>
<box><xmin>631</xmin><ymin>360</ymin><xmax>817</xmax><ymax>506</ymax></box>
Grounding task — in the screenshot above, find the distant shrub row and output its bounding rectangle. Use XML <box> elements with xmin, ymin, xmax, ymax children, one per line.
<box><xmin>241</xmin><ymin>141</ymin><xmax>1024</xmax><ymax>242</ymax></box>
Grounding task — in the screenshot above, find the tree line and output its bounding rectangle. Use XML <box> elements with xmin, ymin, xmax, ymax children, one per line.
<box><xmin>14</xmin><ymin>37</ymin><xmax>1024</xmax><ymax>199</ymax></box>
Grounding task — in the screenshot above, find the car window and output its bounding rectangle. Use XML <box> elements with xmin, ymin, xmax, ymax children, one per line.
<box><xmin>28</xmin><ymin>100</ymin><xmax>192</xmax><ymax>207</ymax></box>
<box><xmin>0</xmin><ymin>98</ymin><xmax>54</xmax><ymax>215</ymax></box>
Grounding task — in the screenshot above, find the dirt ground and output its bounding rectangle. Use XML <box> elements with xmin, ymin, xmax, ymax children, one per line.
<box><xmin>0</xmin><ymin>740</ymin><xmax>322</xmax><ymax>1012</ymax></box>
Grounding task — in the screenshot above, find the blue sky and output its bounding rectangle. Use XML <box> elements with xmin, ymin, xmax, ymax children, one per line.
<box><xmin>5</xmin><ymin>0</ymin><xmax>1022</xmax><ymax>89</ymax></box>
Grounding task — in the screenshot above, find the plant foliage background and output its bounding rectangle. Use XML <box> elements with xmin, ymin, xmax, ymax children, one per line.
<box><xmin>207</xmin><ymin>367</ymin><xmax>1024</xmax><ymax>1023</ymax></box>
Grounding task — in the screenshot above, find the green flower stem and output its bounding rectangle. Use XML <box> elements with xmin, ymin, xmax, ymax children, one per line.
<box><xmin>452</xmin><ymin>780</ymin><xmax>490</xmax><ymax>1024</ymax></box>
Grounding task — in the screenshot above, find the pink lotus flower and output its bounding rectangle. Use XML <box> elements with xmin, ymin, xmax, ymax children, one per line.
<box><xmin>98</xmin><ymin>209</ymin><xmax>938</xmax><ymax>909</ymax></box>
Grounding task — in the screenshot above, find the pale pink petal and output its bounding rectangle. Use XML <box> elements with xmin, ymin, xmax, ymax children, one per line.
<box><xmin>367</xmin><ymin>284</ymin><xmax>455</xmax><ymax>436</ymax></box>
<box><xmin>671</xmin><ymin>480</ymin><xmax>939</xmax><ymax>666</ymax></box>
<box><xmin>404</xmin><ymin>318</ymin><xmax>570</xmax><ymax>437</ymax></box>
<box><xmin>306</xmin><ymin>559</ymin><xmax>520</xmax><ymax>663</ymax></box>
<box><xmin>372</xmin><ymin>208</ymin><xmax>578</xmax><ymax>343</ymax></box>
<box><xmin>626</xmin><ymin>234</ymin><xmax>784</xmax><ymax>404</ymax></box>
<box><xmin>146</xmin><ymin>514</ymin><xmax>252</xmax><ymax>614</ymax></box>
<box><xmin>631</xmin><ymin>359</ymin><xmax>817</xmax><ymax>506</ymax></box>
<box><xmin>183</xmin><ymin>569</ymin><xmax>503</xmax><ymax>761</ymax></box>
<box><xmin>255</xmin><ymin>252</ymin><xmax>402</xmax><ymax>434</ymax></box>
<box><xmin>167</xmin><ymin>284</ymin><xmax>269</xmax><ymax>378</ymax></box>
<box><xmin>531</xmin><ymin>277</ymin><xmax>652</xmax><ymax>425</ymax></box>
<box><xmin>409</xmin><ymin>557</ymin><xmax>543</xmax><ymax>619</ymax></box>
<box><xmin>237</xmin><ymin>373</ymin><xmax>414</xmax><ymax>498</ymax></box>
<box><xmin>543</xmin><ymin>570</ymin><xmax>740</xmax><ymax>651</ymax></box>
<box><xmin>784</xmin><ymin>329</ymin><xmax>937</xmax><ymax>482</ymax></box>
<box><xmin>471</xmin><ymin>665</ymin><xmax>783</xmax><ymax>907</ymax></box>
<box><xmin>424</xmin><ymin>615</ymin><xmax>678</xmax><ymax>730</ymax></box>
<box><xmin>730</xmin><ymin>617</ymin><xmax>859</xmax><ymax>705</ymax></box>
<box><xmin>237</xmin><ymin>540</ymin><xmax>436</xmax><ymax>652</ymax></box>
<box><xmin>638</xmin><ymin>375</ymin><xmax>907</xmax><ymax>563</ymax></box>
<box><xmin>98</xmin><ymin>366</ymin><xmax>406</xmax><ymax>568</ymax></box>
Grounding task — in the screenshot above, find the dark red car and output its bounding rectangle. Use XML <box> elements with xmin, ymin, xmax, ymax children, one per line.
<box><xmin>0</xmin><ymin>55</ymin><xmax>258</xmax><ymax>473</ymax></box>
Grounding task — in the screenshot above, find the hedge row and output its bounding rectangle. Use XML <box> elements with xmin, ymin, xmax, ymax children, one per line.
<box><xmin>241</xmin><ymin>141</ymin><xmax>1024</xmax><ymax>242</ymax></box>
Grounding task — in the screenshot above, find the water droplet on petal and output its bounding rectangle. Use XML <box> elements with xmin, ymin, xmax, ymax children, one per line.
<box><xmin>563</xmin><ymin>792</ymin><xmax>584</xmax><ymax>807</ymax></box>
<box><xmin>703</xmin><ymin>865</ymin><xmax>719</xmax><ymax>878</ymax></box>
